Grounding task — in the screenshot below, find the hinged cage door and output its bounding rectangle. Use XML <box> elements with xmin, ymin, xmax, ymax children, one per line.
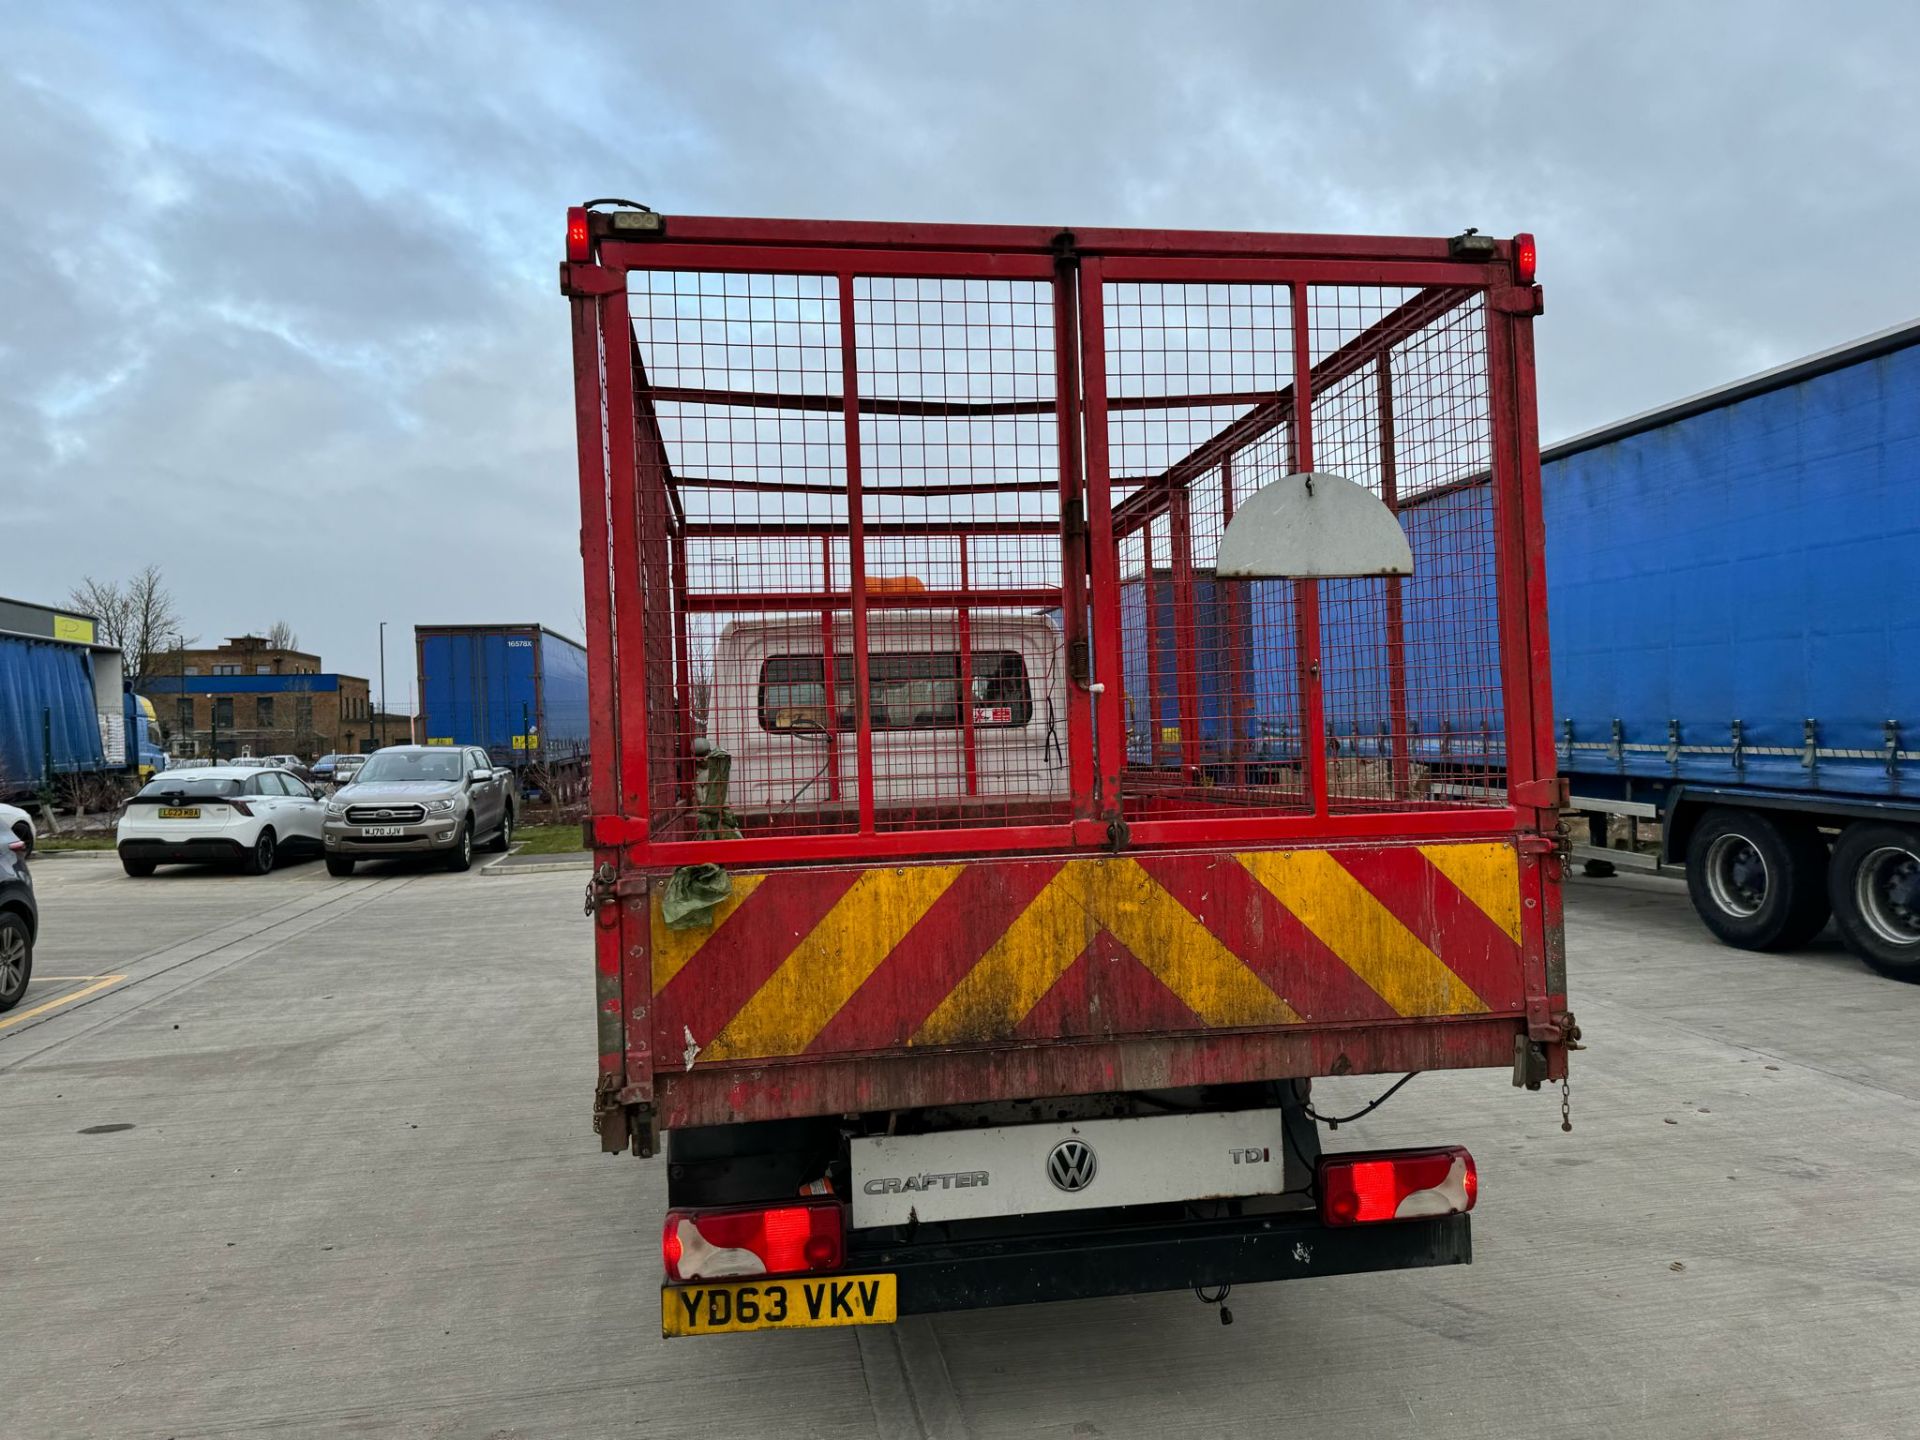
<box><xmin>613</xmin><ymin>247</ymin><xmax>1097</xmax><ymax>864</ymax></box>
<box><xmin>1078</xmin><ymin>258</ymin><xmax>1519</xmax><ymax>843</ymax></box>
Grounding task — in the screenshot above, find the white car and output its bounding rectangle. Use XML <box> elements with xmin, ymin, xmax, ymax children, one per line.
<box><xmin>0</xmin><ymin>803</ymin><xmax>32</xmax><ymax>857</ymax></box>
<box><xmin>117</xmin><ymin>766</ymin><xmax>326</xmax><ymax>877</ymax></box>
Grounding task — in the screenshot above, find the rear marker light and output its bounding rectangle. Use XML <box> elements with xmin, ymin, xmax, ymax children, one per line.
<box><xmin>566</xmin><ymin>206</ymin><xmax>591</xmax><ymax>263</ymax></box>
<box><xmin>1512</xmin><ymin>232</ymin><xmax>1537</xmax><ymax>285</ymax></box>
<box><xmin>662</xmin><ymin>1201</ymin><xmax>844</xmax><ymax>1282</ymax></box>
<box><xmin>1318</xmin><ymin>1146</ymin><xmax>1476</xmax><ymax>1227</ymax></box>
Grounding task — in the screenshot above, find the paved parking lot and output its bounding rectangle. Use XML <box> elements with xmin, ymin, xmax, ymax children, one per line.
<box><xmin>6</xmin><ymin>854</ymin><xmax>1920</xmax><ymax>1438</ymax></box>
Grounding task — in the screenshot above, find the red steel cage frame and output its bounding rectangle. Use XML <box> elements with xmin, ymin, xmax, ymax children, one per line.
<box><xmin>564</xmin><ymin>215</ymin><xmax>1555</xmax><ymax>869</ymax></box>
<box><xmin>563</xmin><ymin>215</ymin><xmax>1562</xmax><ymax>1138</ymax></box>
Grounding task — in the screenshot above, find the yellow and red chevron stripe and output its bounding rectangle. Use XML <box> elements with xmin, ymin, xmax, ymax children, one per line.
<box><xmin>649</xmin><ymin>841</ymin><xmax>1529</xmax><ymax>1066</ymax></box>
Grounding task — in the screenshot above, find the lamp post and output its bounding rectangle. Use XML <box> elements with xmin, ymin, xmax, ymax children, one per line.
<box><xmin>378</xmin><ymin>621</ymin><xmax>388</xmax><ymax>750</ymax></box>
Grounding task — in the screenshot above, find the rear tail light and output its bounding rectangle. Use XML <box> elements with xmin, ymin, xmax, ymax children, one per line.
<box><xmin>663</xmin><ymin>1201</ymin><xmax>844</xmax><ymax>1282</ymax></box>
<box><xmin>1512</xmin><ymin>232</ymin><xmax>1537</xmax><ymax>285</ymax></box>
<box><xmin>566</xmin><ymin>206</ymin><xmax>591</xmax><ymax>263</ymax></box>
<box><xmin>228</xmin><ymin>800</ymin><xmax>253</xmax><ymax>817</ymax></box>
<box><xmin>1318</xmin><ymin>1146</ymin><xmax>1476</xmax><ymax>1227</ymax></box>
<box><xmin>6</xmin><ymin>838</ymin><xmax>23</xmax><ymax>854</ymax></box>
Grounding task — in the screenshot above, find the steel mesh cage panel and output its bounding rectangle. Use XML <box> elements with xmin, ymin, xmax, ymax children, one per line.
<box><xmin>1098</xmin><ymin>279</ymin><xmax>1504</xmax><ymax>821</ymax></box>
<box><xmin>627</xmin><ymin>267</ymin><xmax>1073</xmax><ymax>842</ymax></box>
<box><xmin>583</xmin><ymin>224</ymin><xmax>1539</xmax><ymax>863</ymax></box>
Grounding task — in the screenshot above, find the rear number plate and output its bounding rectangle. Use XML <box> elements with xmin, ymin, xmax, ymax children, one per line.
<box><xmin>661</xmin><ymin>1273</ymin><xmax>896</xmax><ymax>1337</ymax></box>
<box><xmin>360</xmin><ymin>826</ymin><xmax>404</xmax><ymax>837</ymax></box>
<box><xmin>157</xmin><ymin>808</ymin><xmax>200</xmax><ymax>820</ymax></box>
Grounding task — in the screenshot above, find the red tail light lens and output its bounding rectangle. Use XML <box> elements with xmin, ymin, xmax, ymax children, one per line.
<box><xmin>566</xmin><ymin>206</ymin><xmax>591</xmax><ymax>263</ymax></box>
<box><xmin>662</xmin><ymin>1202</ymin><xmax>844</xmax><ymax>1281</ymax></box>
<box><xmin>1512</xmin><ymin>232</ymin><xmax>1536</xmax><ymax>285</ymax></box>
<box><xmin>228</xmin><ymin>800</ymin><xmax>253</xmax><ymax>817</ymax></box>
<box><xmin>1318</xmin><ymin>1146</ymin><xmax>1476</xmax><ymax>1227</ymax></box>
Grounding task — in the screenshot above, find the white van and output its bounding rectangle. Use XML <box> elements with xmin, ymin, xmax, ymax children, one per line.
<box><xmin>708</xmin><ymin>612</ymin><xmax>1068</xmax><ymax>818</ymax></box>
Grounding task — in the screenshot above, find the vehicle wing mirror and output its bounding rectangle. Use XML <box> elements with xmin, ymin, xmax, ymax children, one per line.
<box><xmin>469</xmin><ymin>767</ymin><xmax>492</xmax><ymax>784</ymax></box>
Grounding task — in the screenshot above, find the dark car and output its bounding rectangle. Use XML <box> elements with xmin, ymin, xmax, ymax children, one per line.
<box><xmin>0</xmin><ymin>829</ymin><xmax>36</xmax><ymax>1013</ymax></box>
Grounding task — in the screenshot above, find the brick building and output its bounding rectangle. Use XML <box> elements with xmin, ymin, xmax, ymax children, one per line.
<box><xmin>144</xmin><ymin>636</ymin><xmax>374</xmax><ymax>761</ymax></box>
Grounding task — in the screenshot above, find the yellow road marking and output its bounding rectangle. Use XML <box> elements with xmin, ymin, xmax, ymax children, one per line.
<box><xmin>651</xmin><ymin>872</ymin><xmax>769</xmax><ymax>994</ymax></box>
<box><xmin>915</xmin><ymin>859</ymin><xmax>1299</xmax><ymax>1046</ymax></box>
<box><xmin>703</xmin><ymin>865</ymin><xmax>964</xmax><ymax>1062</ymax></box>
<box><xmin>0</xmin><ymin>974</ymin><xmax>128</xmax><ymax>1031</ymax></box>
<box><xmin>1418</xmin><ymin>842</ymin><xmax>1525</xmax><ymax>945</ymax></box>
<box><xmin>1236</xmin><ymin>850</ymin><xmax>1489</xmax><ymax>1017</ymax></box>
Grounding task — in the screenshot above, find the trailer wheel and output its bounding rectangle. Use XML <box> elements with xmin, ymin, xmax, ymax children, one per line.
<box><xmin>1828</xmin><ymin>823</ymin><xmax>1920</xmax><ymax>982</ymax></box>
<box><xmin>1685</xmin><ymin>807</ymin><xmax>1829</xmax><ymax>951</ymax></box>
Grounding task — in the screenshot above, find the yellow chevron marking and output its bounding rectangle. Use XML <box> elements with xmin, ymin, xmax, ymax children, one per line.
<box><xmin>915</xmin><ymin>859</ymin><xmax>1298</xmax><ymax>1046</ymax></box>
<box><xmin>1236</xmin><ymin>850</ymin><xmax>1489</xmax><ymax>1017</ymax></box>
<box><xmin>651</xmin><ymin>872</ymin><xmax>769</xmax><ymax>995</ymax></box>
<box><xmin>701</xmin><ymin>864</ymin><xmax>964</xmax><ymax>1062</ymax></box>
<box><xmin>1093</xmin><ymin>861</ymin><xmax>1302</xmax><ymax>1029</ymax></box>
<box><xmin>1419</xmin><ymin>842</ymin><xmax>1524</xmax><ymax>946</ymax></box>
<box><xmin>914</xmin><ymin>867</ymin><xmax>1092</xmax><ymax>1047</ymax></box>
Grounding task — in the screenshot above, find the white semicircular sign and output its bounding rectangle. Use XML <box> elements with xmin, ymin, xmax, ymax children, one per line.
<box><xmin>1214</xmin><ymin>471</ymin><xmax>1414</xmax><ymax>579</ymax></box>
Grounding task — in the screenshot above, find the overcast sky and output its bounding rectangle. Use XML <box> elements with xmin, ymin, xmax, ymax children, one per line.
<box><xmin>4</xmin><ymin>1</ymin><xmax>1916</xmax><ymax>695</ymax></box>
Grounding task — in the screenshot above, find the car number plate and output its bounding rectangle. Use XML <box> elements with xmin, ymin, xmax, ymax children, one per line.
<box><xmin>360</xmin><ymin>826</ymin><xmax>405</xmax><ymax>837</ymax></box>
<box><xmin>157</xmin><ymin>807</ymin><xmax>201</xmax><ymax>820</ymax></box>
<box><xmin>661</xmin><ymin>1273</ymin><xmax>896</xmax><ymax>1337</ymax></box>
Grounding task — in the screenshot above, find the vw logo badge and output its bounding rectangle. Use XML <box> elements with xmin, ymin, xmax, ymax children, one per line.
<box><xmin>1046</xmin><ymin>1138</ymin><xmax>1097</xmax><ymax>1193</ymax></box>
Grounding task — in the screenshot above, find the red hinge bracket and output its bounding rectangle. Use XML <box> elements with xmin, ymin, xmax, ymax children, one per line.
<box><xmin>1489</xmin><ymin>284</ymin><xmax>1545</xmax><ymax>317</ymax></box>
<box><xmin>560</xmin><ymin>262</ymin><xmax>624</xmax><ymax>298</ymax></box>
<box><xmin>1511</xmin><ymin>777</ymin><xmax>1568</xmax><ymax>809</ymax></box>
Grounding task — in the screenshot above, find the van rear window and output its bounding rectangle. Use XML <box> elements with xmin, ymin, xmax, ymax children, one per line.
<box><xmin>759</xmin><ymin>652</ymin><xmax>1033</xmax><ymax>733</ymax></box>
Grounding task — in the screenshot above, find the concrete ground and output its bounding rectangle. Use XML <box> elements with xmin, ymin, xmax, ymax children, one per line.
<box><xmin>5</xmin><ymin>853</ymin><xmax>1919</xmax><ymax>1439</ymax></box>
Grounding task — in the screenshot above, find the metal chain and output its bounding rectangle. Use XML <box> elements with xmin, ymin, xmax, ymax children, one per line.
<box><xmin>1560</xmin><ymin>1074</ymin><xmax>1573</xmax><ymax>1133</ymax></box>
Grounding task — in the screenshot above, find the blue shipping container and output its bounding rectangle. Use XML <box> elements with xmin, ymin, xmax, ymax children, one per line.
<box><xmin>415</xmin><ymin>625</ymin><xmax>591</xmax><ymax>769</ymax></box>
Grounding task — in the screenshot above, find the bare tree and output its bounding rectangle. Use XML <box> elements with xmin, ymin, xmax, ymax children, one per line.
<box><xmin>68</xmin><ymin>576</ymin><xmax>134</xmax><ymax>653</ymax></box>
<box><xmin>265</xmin><ymin>619</ymin><xmax>300</xmax><ymax>651</ymax></box>
<box><xmin>69</xmin><ymin>566</ymin><xmax>191</xmax><ymax>683</ymax></box>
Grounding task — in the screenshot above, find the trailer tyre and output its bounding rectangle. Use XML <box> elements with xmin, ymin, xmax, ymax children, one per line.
<box><xmin>1828</xmin><ymin>823</ymin><xmax>1920</xmax><ymax>983</ymax></box>
<box><xmin>1685</xmin><ymin>808</ymin><xmax>1829</xmax><ymax>951</ymax></box>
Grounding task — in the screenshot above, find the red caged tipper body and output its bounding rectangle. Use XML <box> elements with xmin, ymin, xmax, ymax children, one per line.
<box><xmin>562</xmin><ymin>210</ymin><xmax>1566</xmax><ymax>1336</ymax></box>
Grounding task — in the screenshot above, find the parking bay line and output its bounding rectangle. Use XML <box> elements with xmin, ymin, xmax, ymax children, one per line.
<box><xmin>0</xmin><ymin>877</ymin><xmax>409</xmax><ymax>1065</ymax></box>
<box><xmin>0</xmin><ymin>974</ymin><xmax>129</xmax><ymax>1031</ymax></box>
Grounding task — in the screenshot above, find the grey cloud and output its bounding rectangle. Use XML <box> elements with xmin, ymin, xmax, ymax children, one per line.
<box><xmin>4</xmin><ymin>1</ymin><xmax>1918</xmax><ymax>685</ymax></box>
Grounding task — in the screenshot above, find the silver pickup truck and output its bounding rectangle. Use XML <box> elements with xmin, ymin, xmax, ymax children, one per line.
<box><xmin>322</xmin><ymin>745</ymin><xmax>516</xmax><ymax>875</ymax></box>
